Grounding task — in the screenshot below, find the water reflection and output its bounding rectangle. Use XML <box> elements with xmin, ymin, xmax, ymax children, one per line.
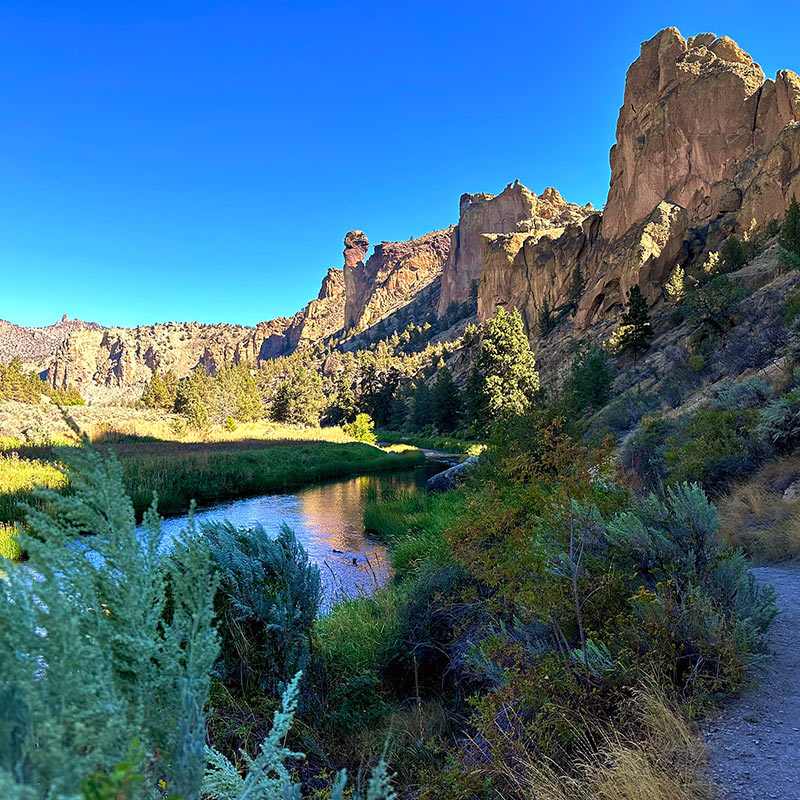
<box><xmin>156</xmin><ymin>459</ymin><xmax>448</xmax><ymax>609</ymax></box>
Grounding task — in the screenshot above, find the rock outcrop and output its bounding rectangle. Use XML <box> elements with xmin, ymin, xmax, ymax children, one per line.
<box><xmin>345</xmin><ymin>229</ymin><xmax>452</xmax><ymax>331</ymax></box>
<box><xmin>478</xmin><ymin>28</ymin><xmax>800</xmax><ymax>336</ymax></box>
<box><xmin>438</xmin><ymin>182</ymin><xmax>593</xmax><ymax>315</ymax></box>
<box><xmin>604</xmin><ymin>28</ymin><xmax>800</xmax><ymax>241</ymax></box>
<box><xmin>0</xmin><ymin>317</ymin><xmax>103</xmax><ymax>371</ymax></box>
<box><xmin>285</xmin><ymin>268</ymin><xmax>346</xmax><ymax>348</ymax></box>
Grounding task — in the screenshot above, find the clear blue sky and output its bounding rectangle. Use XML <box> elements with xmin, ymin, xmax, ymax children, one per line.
<box><xmin>1</xmin><ymin>0</ymin><xmax>797</xmax><ymax>328</ymax></box>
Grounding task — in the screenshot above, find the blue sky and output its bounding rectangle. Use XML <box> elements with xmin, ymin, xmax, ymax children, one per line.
<box><xmin>1</xmin><ymin>0</ymin><xmax>798</xmax><ymax>328</ymax></box>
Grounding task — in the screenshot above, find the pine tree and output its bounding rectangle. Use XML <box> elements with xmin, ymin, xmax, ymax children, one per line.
<box><xmin>618</xmin><ymin>285</ymin><xmax>653</xmax><ymax>362</ymax></box>
<box><xmin>567</xmin><ymin>262</ymin><xmax>585</xmax><ymax>314</ymax></box>
<box><xmin>432</xmin><ymin>364</ymin><xmax>462</xmax><ymax>432</ymax></box>
<box><xmin>478</xmin><ymin>306</ymin><xmax>539</xmax><ymax>422</ymax></box>
<box><xmin>411</xmin><ymin>381</ymin><xmax>434</xmax><ymax>431</ymax></box>
<box><xmin>781</xmin><ymin>194</ymin><xmax>800</xmax><ymax>257</ymax></box>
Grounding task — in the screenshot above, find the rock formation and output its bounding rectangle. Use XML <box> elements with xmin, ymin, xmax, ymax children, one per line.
<box><xmin>604</xmin><ymin>28</ymin><xmax>800</xmax><ymax>240</ymax></box>
<box><xmin>478</xmin><ymin>28</ymin><xmax>800</xmax><ymax>336</ymax></box>
<box><xmin>345</xmin><ymin>229</ymin><xmax>452</xmax><ymax>331</ymax></box>
<box><xmin>0</xmin><ymin>317</ymin><xmax>103</xmax><ymax>371</ymax></box>
<box><xmin>438</xmin><ymin>182</ymin><xmax>593</xmax><ymax>315</ymax></box>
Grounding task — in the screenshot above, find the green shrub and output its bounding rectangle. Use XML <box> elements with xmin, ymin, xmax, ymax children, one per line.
<box><xmin>0</xmin><ymin>440</ymin><xmax>395</xmax><ymax>800</ymax></box>
<box><xmin>785</xmin><ymin>291</ymin><xmax>800</xmax><ymax>327</ymax></box>
<box><xmin>719</xmin><ymin>235</ymin><xmax>747</xmax><ymax>272</ymax></box>
<box><xmin>686</xmin><ymin>275</ymin><xmax>747</xmax><ymax>353</ymax></box>
<box><xmin>714</xmin><ymin>376</ymin><xmax>772</xmax><ymax>410</ymax></box>
<box><xmin>780</xmin><ymin>195</ymin><xmax>800</xmax><ymax>257</ymax></box>
<box><xmin>758</xmin><ymin>387</ymin><xmax>800</xmax><ymax>448</ymax></box>
<box><xmin>0</xmin><ymin>441</ymin><xmax>219</xmax><ymax>799</ymax></box>
<box><xmin>621</xmin><ymin>414</ymin><xmax>677</xmax><ymax>490</ymax></box>
<box><xmin>343</xmin><ymin>412</ymin><xmax>377</xmax><ymax>444</ymax></box>
<box><xmin>223</xmin><ymin>415</ymin><xmax>237</xmax><ymax>432</ymax></box>
<box><xmin>664</xmin><ymin>407</ymin><xmax>761</xmax><ymax>490</ymax></box>
<box><xmin>565</xmin><ymin>347</ymin><xmax>613</xmax><ymax>413</ymax></box>
<box><xmin>203</xmin><ymin>520</ymin><xmax>321</xmax><ymax>698</ymax></box>
<box><xmin>688</xmin><ymin>354</ymin><xmax>705</xmax><ymax>372</ymax></box>
<box><xmin>597</xmin><ymin>389</ymin><xmax>659</xmax><ymax>436</ymax></box>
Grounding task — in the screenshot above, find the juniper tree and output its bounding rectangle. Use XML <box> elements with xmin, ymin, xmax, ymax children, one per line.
<box><xmin>432</xmin><ymin>364</ymin><xmax>462</xmax><ymax>432</ymax></box>
<box><xmin>617</xmin><ymin>285</ymin><xmax>653</xmax><ymax>362</ymax></box>
<box><xmin>781</xmin><ymin>194</ymin><xmax>800</xmax><ymax>258</ymax></box>
<box><xmin>477</xmin><ymin>306</ymin><xmax>539</xmax><ymax>422</ymax></box>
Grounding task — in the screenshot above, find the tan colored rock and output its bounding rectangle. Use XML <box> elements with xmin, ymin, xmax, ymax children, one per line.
<box><xmin>285</xmin><ymin>268</ymin><xmax>346</xmax><ymax>348</ymax></box>
<box><xmin>345</xmin><ymin>228</ymin><xmax>451</xmax><ymax>330</ymax></box>
<box><xmin>478</xmin><ymin>202</ymin><xmax>687</xmax><ymax>335</ymax></box>
<box><xmin>603</xmin><ymin>29</ymin><xmax>769</xmax><ymax>241</ymax></box>
<box><xmin>438</xmin><ymin>181</ymin><xmax>593</xmax><ymax>314</ymax></box>
<box><xmin>777</xmin><ymin>70</ymin><xmax>800</xmax><ymax>123</ymax></box>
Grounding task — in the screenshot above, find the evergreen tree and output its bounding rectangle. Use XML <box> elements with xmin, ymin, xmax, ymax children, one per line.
<box><xmin>174</xmin><ymin>370</ymin><xmax>213</xmax><ymax>429</ymax></box>
<box><xmin>537</xmin><ymin>298</ymin><xmax>556</xmax><ymax>338</ymax></box>
<box><xmin>567</xmin><ymin>262</ymin><xmax>585</xmax><ymax>314</ymax></box>
<box><xmin>411</xmin><ymin>381</ymin><xmax>435</xmax><ymax>431</ymax></box>
<box><xmin>617</xmin><ymin>285</ymin><xmax>653</xmax><ymax>362</ymax></box>
<box><xmin>719</xmin><ymin>235</ymin><xmax>746</xmax><ymax>272</ymax></box>
<box><xmin>141</xmin><ymin>369</ymin><xmax>178</xmax><ymax>411</ymax></box>
<box><xmin>566</xmin><ymin>347</ymin><xmax>612</xmax><ymax>413</ymax></box>
<box><xmin>464</xmin><ymin>367</ymin><xmax>488</xmax><ymax>429</ymax></box>
<box><xmin>212</xmin><ymin>364</ymin><xmax>263</xmax><ymax>423</ymax></box>
<box><xmin>781</xmin><ymin>194</ymin><xmax>800</xmax><ymax>257</ymax></box>
<box><xmin>477</xmin><ymin>306</ymin><xmax>540</xmax><ymax>423</ymax></box>
<box><xmin>270</xmin><ymin>367</ymin><xmax>326</xmax><ymax>426</ymax></box>
<box><xmin>432</xmin><ymin>364</ymin><xmax>462</xmax><ymax>432</ymax></box>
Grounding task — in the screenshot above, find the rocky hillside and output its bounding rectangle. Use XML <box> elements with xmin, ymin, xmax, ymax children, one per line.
<box><xmin>4</xmin><ymin>26</ymin><xmax>798</xmax><ymax>405</ymax></box>
<box><xmin>0</xmin><ymin>316</ymin><xmax>103</xmax><ymax>371</ymax></box>
<box><xmin>477</xmin><ymin>28</ymin><xmax>800</xmax><ymax>336</ymax></box>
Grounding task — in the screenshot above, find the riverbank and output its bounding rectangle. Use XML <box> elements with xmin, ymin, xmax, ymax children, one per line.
<box><xmin>0</xmin><ymin>414</ymin><xmax>425</xmax><ymax>526</ymax></box>
<box><xmin>374</xmin><ymin>429</ymin><xmax>484</xmax><ymax>456</ymax></box>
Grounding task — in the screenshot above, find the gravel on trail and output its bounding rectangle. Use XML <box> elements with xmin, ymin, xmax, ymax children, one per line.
<box><xmin>705</xmin><ymin>565</ymin><xmax>800</xmax><ymax>799</ymax></box>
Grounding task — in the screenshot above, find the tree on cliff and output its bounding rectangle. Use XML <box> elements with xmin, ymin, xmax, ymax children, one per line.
<box><xmin>617</xmin><ymin>285</ymin><xmax>653</xmax><ymax>362</ymax></box>
<box><xmin>781</xmin><ymin>195</ymin><xmax>800</xmax><ymax>258</ymax></box>
<box><xmin>477</xmin><ymin>306</ymin><xmax>539</xmax><ymax>423</ymax></box>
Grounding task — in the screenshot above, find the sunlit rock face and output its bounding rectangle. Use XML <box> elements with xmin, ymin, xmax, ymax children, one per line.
<box><xmin>603</xmin><ymin>28</ymin><xmax>800</xmax><ymax>240</ymax></box>
<box><xmin>345</xmin><ymin>228</ymin><xmax>452</xmax><ymax>331</ymax></box>
<box><xmin>478</xmin><ymin>28</ymin><xmax>800</xmax><ymax>336</ymax></box>
<box><xmin>438</xmin><ymin>181</ymin><xmax>594</xmax><ymax>315</ymax></box>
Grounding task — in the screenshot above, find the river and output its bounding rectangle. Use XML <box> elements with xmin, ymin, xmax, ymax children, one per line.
<box><xmin>157</xmin><ymin>454</ymin><xmax>453</xmax><ymax>608</ymax></box>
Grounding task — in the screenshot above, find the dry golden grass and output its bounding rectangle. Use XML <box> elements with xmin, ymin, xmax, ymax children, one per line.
<box><xmin>718</xmin><ymin>454</ymin><xmax>800</xmax><ymax>562</ymax></box>
<box><xmin>497</xmin><ymin>683</ymin><xmax>710</xmax><ymax>800</ymax></box>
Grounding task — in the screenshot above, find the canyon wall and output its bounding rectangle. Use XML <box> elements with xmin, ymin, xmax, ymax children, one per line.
<box><xmin>437</xmin><ymin>182</ymin><xmax>593</xmax><ymax>315</ymax></box>
<box><xmin>477</xmin><ymin>28</ymin><xmax>800</xmax><ymax>336</ymax></box>
<box><xmin>345</xmin><ymin>228</ymin><xmax>452</xmax><ymax>331</ymax></box>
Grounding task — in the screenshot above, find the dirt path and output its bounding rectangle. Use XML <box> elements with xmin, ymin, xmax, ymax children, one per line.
<box><xmin>705</xmin><ymin>565</ymin><xmax>800</xmax><ymax>799</ymax></box>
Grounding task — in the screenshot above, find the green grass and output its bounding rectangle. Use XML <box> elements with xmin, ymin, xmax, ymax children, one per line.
<box><xmin>375</xmin><ymin>429</ymin><xmax>484</xmax><ymax>456</ymax></box>
<box><xmin>363</xmin><ymin>486</ymin><xmax>464</xmax><ymax>577</ymax></box>
<box><xmin>0</xmin><ymin>438</ymin><xmax>424</xmax><ymax>523</ymax></box>
<box><xmin>0</xmin><ymin>523</ymin><xmax>22</xmax><ymax>562</ymax></box>
<box><xmin>119</xmin><ymin>441</ymin><xmax>424</xmax><ymax>518</ymax></box>
<box><xmin>314</xmin><ymin>582</ymin><xmax>413</xmax><ymax>682</ymax></box>
<box><xmin>0</xmin><ymin>454</ymin><xmax>67</xmax><ymax>524</ymax></box>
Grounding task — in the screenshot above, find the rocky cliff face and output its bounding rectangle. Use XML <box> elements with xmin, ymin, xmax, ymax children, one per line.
<box><xmin>478</xmin><ymin>28</ymin><xmax>800</xmax><ymax>336</ymax></box>
<box><xmin>438</xmin><ymin>182</ymin><xmax>594</xmax><ymax>315</ymax></box>
<box><xmin>0</xmin><ymin>317</ymin><xmax>103</xmax><ymax>371</ymax></box>
<box><xmin>344</xmin><ymin>228</ymin><xmax>452</xmax><ymax>331</ymax></box>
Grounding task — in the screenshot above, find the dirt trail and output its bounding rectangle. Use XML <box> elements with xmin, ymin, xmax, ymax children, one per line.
<box><xmin>705</xmin><ymin>565</ymin><xmax>800</xmax><ymax>799</ymax></box>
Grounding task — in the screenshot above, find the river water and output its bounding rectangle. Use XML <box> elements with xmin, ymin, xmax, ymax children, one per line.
<box><xmin>157</xmin><ymin>455</ymin><xmax>452</xmax><ymax>608</ymax></box>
